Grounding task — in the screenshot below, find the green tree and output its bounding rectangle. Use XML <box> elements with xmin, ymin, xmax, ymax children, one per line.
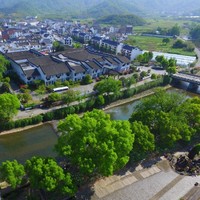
<box><xmin>53</xmin><ymin>41</ymin><xmax>64</xmax><ymax>52</ymax></box>
<box><xmin>0</xmin><ymin>55</ymin><xmax>10</xmax><ymax>80</ymax></box>
<box><xmin>62</xmin><ymin>90</ymin><xmax>80</xmax><ymax>106</ymax></box>
<box><xmin>0</xmin><ymin>82</ymin><xmax>10</xmax><ymax>93</ymax></box>
<box><xmin>55</xmin><ymin>109</ymin><xmax>134</xmax><ymax>177</ymax></box>
<box><xmin>168</xmin><ymin>24</ymin><xmax>180</xmax><ymax>36</ymax></box>
<box><xmin>151</xmin><ymin>73</ymin><xmax>157</xmax><ymax>79</ymax></box>
<box><xmin>155</xmin><ymin>55</ymin><xmax>165</xmax><ymax>63</ymax></box>
<box><xmin>162</xmin><ymin>38</ymin><xmax>170</xmax><ymax>44</ymax></box>
<box><xmin>166</xmin><ymin>66</ymin><xmax>177</xmax><ymax>75</ymax></box>
<box><xmin>172</xmin><ymin>39</ymin><xmax>186</xmax><ymax>48</ymax></box>
<box><xmin>25</xmin><ymin>156</ymin><xmax>75</xmax><ymax>195</ymax></box>
<box><xmin>47</xmin><ymin>93</ymin><xmax>61</xmax><ymax>103</ymax></box>
<box><xmin>95</xmin><ymin>95</ymin><xmax>105</xmax><ymax>107</ymax></box>
<box><xmin>81</xmin><ymin>74</ymin><xmax>93</xmax><ymax>85</ymax></box>
<box><xmin>0</xmin><ymin>93</ymin><xmax>20</xmax><ymax>122</ymax></box>
<box><xmin>129</xmin><ymin>89</ymin><xmax>189</xmax><ymax>147</ymax></box>
<box><xmin>190</xmin><ymin>25</ymin><xmax>200</xmax><ymax>41</ymax></box>
<box><xmin>0</xmin><ymin>160</ymin><xmax>25</xmax><ymax>189</ymax></box>
<box><xmin>94</xmin><ymin>77</ymin><xmax>122</xmax><ymax>96</ymax></box>
<box><xmin>140</xmin><ymin>71</ymin><xmax>147</xmax><ymax>79</ymax></box>
<box><xmin>131</xmin><ymin>121</ymin><xmax>155</xmax><ymax>160</ymax></box>
<box><xmin>17</xmin><ymin>93</ymin><xmax>32</xmax><ymax>103</ymax></box>
<box><xmin>35</xmin><ymin>84</ymin><xmax>47</xmax><ymax>95</ymax></box>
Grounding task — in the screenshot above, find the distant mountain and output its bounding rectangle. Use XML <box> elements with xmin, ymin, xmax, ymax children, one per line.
<box><xmin>0</xmin><ymin>0</ymin><xmax>200</xmax><ymax>18</ymax></box>
<box><xmin>96</xmin><ymin>14</ymin><xmax>146</xmax><ymax>26</ymax></box>
<box><xmin>86</xmin><ymin>0</ymin><xmax>142</xmax><ymax>18</ymax></box>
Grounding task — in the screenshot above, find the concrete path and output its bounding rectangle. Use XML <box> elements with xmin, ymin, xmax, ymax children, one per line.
<box><xmin>94</xmin><ymin>165</ymin><xmax>161</xmax><ymax>199</ymax></box>
<box><xmin>91</xmin><ymin>159</ymin><xmax>200</xmax><ymax>200</ymax></box>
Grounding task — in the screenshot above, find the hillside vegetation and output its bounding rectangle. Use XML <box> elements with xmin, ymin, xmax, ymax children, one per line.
<box><xmin>0</xmin><ymin>0</ymin><xmax>200</xmax><ymax>18</ymax></box>
<box><xmin>96</xmin><ymin>14</ymin><xmax>146</xmax><ymax>26</ymax></box>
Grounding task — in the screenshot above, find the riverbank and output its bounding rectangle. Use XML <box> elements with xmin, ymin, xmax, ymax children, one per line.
<box><xmin>0</xmin><ymin>85</ymin><xmax>172</xmax><ymax>136</ymax></box>
<box><xmin>0</xmin><ymin>121</ymin><xmax>58</xmax><ymax>136</ymax></box>
<box><xmin>103</xmin><ymin>85</ymin><xmax>172</xmax><ymax>111</ymax></box>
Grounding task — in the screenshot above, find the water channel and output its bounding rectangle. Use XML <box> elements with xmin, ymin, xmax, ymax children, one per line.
<box><xmin>0</xmin><ymin>124</ymin><xmax>57</xmax><ymax>163</ymax></box>
<box><xmin>106</xmin><ymin>87</ymin><xmax>200</xmax><ymax>120</ymax></box>
<box><xmin>0</xmin><ymin>87</ymin><xmax>199</xmax><ymax>164</ymax></box>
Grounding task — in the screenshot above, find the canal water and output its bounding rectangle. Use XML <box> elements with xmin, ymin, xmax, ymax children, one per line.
<box><xmin>0</xmin><ymin>124</ymin><xmax>57</xmax><ymax>163</ymax></box>
<box><xmin>106</xmin><ymin>87</ymin><xmax>200</xmax><ymax>120</ymax></box>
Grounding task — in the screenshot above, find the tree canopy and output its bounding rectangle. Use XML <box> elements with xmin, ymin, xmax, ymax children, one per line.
<box><xmin>129</xmin><ymin>89</ymin><xmax>197</xmax><ymax>147</ymax></box>
<box><xmin>94</xmin><ymin>77</ymin><xmax>122</xmax><ymax>96</ymax></box>
<box><xmin>25</xmin><ymin>156</ymin><xmax>75</xmax><ymax>195</ymax></box>
<box><xmin>0</xmin><ymin>93</ymin><xmax>20</xmax><ymax>122</ymax></box>
<box><xmin>131</xmin><ymin>121</ymin><xmax>155</xmax><ymax>160</ymax></box>
<box><xmin>0</xmin><ymin>55</ymin><xmax>10</xmax><ymax>81</ymax></box>
<box><xmin>0</xmin><ymin>160</ymin><xmax>25</xmax><ymax>189</ymax></box>
<box><xmin>55</xmin><ymin>109</ymin><xmax>134</xmax><ymax>176</ymax></box>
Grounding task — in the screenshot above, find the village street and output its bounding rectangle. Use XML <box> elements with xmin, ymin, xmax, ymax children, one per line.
<box><xmin>14</xmin><ymin>66</ymin><xmax>166</xmax><ymax>120</ymax></box>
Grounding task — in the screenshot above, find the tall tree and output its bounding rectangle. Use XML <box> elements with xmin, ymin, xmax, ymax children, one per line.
<box><xmin>129</xmin><ymin>89</ymin><xmax>191</xmax><ymax>147</ymax></box>
<box><xmin>25</xmin><ymin>156</ymin><xmax>75</xmax><ymax>195</ymax></box>
<box><xmin>62</xmin><ymin>90</ymin><xmax>80</xmax><ymax>106</ymax></box>
<box><xmin>94</xmin><ymin>77</ymin><xmax>122</xmax><ymax>96</ymax></box>
<box><xmin>131</xmin><ymin>121</ymin><xmax>155</xmax><ymax>160</ymax></box>
<box><xmin>0</xmin><ymin>93</ymin><xmax>20</xmax><ymax>122</ymax></box>
<box><xmin>0</xmin><ymin>160</ymin><xmax>25</xmax><ymax>189</ymax></box>
<box><xmin>0</xmin><ymin>55</ymin><xmax>10</xmax><ymax>80</ymax></box>
<box><xmin>55</xmin><ymin>109</ymin><xmax>134</xmax><ymax>176</ymax></box>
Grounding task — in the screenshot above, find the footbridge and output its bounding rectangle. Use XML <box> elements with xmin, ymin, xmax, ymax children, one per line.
<box><xmin>172</xmin><ymin>73</ymin><xmax>200</xmax><ymax>91</ymax></box>
<box><xmin>172</xmin><ymin>73</ymin><xmax>200</xmax><ymax>85</ymax></box>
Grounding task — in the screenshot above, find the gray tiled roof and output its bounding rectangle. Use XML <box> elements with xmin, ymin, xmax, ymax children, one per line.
<box><xmin>29</xmin><ymin>56</ymin><xmax>70</xmax><ymax>76</ymax></box>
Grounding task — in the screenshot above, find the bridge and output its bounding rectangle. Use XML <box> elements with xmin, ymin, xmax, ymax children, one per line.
<box><xmin>172</xmin><ymin>73</ymin><xmax>200</xmax><ymax>85</ymax></box>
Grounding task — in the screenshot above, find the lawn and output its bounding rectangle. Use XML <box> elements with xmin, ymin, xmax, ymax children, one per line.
<box><xmin>124</xmin><ymin>35</ymin><xmax>196</xmax><ymax>56</ymax></box>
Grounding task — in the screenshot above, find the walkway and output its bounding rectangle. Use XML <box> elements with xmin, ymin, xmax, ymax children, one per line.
<box><xmin>90</xmin><ymin>159</ymin><xmax>200</xmax><ymax>200</ymax></box>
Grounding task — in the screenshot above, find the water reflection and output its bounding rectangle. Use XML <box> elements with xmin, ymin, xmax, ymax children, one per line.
<box><xmin>0</xmin><ymin>124</ymin><xmax>57</xmax><ymax>163</ymax></box>
<box><xmin>106</xmin><ymin>87</ymin><xmax>200</xmax><ymax>121</ymax></box>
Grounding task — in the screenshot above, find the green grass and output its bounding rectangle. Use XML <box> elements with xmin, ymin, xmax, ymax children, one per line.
<box><xmin>125</xmin><ymin>35</ymin><xmax>196</xmax><ymax>56</ymax></box>
<box><xmin>133</xmin><ymin>18</ymin><xmax>193</xmax><ymax>35</ymax></box>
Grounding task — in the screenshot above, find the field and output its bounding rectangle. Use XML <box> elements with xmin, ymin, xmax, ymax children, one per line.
<box><xmin>125</xmin><ymin>35</ymin><xmax>196</xmax><ymax>56</ymax></box>
<box><xmin>133</xmin><ymin>18</ymin><xmax>192</xmax><ymax>35</ymax></box>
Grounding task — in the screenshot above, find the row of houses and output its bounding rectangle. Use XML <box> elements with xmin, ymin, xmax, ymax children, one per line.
<box><xmin>3</xmin><ymin>48</ymin><xmax>131</xmax><ymax>85</ymax></box>
<box><xmin>90</xmin><ymin>36</ymin><xmax>142</xmax><ymax>60</ymax></box>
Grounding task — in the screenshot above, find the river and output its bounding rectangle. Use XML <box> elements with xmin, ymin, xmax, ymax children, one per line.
<box><xmin>0</xmin><ymin>124</ymin><xmax>57</xmax><ymax>163</ymax></box>
<box><xmin>0</xmin><ymin>87</ymin><xmax>199</xmax><ymax>164</ymax></box>
<box><xmin>105</xmin><ymin>87</ymin><xmax>200</xmax><ymax>120</ymax></box>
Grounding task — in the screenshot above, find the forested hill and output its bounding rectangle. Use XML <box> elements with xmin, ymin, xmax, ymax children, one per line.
<box><xmin>0</xmin><ymin>0</ymin><xmax>200</xmax><ymax>18</ymax></box>
<box><xmin>96</xmin><ymin>15</ymin><xmax>146</xmax><ymax>26</ymax></box>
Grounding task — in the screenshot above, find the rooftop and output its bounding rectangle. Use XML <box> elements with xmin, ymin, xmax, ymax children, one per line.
<box><xmin>28</xmin><ymin>56</ymin><xmax>70</xmax><ymax>76</ymax></box>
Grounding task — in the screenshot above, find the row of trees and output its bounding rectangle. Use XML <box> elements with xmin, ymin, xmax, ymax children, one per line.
<box><xmin>130</xmin><ymin>89</ymin><xmax>200</xmax><ymax>148</ymax></box>
<box><xmin>157</xmin><ymin>24</ymin><xmax>180</xmax><ymax>36</ymax></box>
<box><xmin>190</xmin><ymin>25</ymin><xmax>200</xmax><ymax>41</ymax></box>
<box><xmin>0</xmin><ymin>157</ymin><xmax>76</xmax><ymax>198</ymax></box>
<box><xmin>135</xmin><ymin>51</ymin><xmax>153</xmax><ymax>64</ymax></box>
<box><xmin>155</xmin><ymin>55</ymin><xmax>177</xmax><ymax>74</ymax></box>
